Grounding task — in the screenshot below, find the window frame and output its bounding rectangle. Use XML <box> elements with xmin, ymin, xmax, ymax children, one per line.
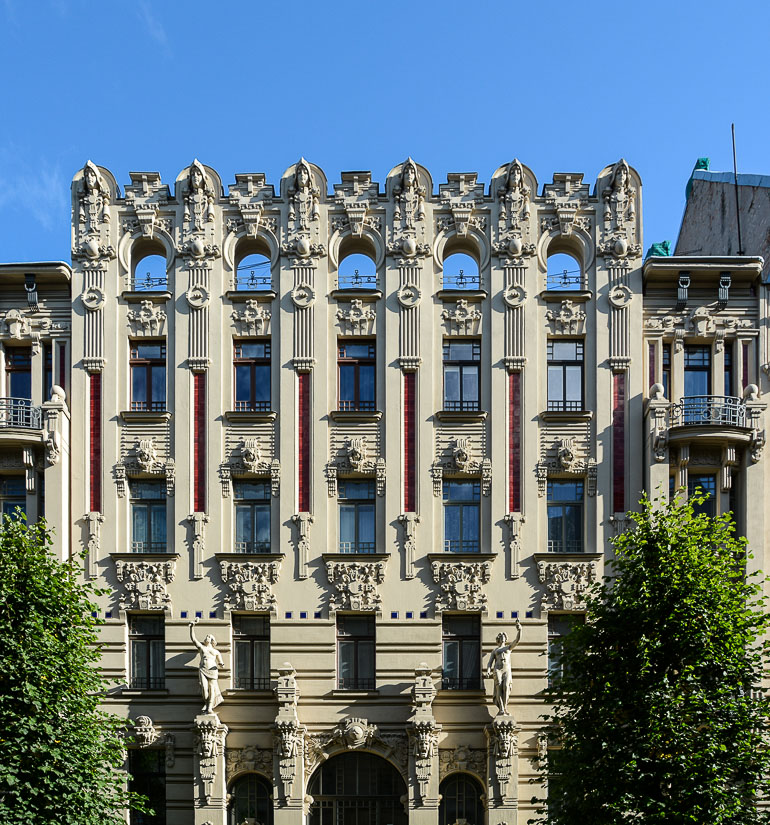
<box><xmin>233</xmin><ymin>339</ymin><xmax>271</xmax><ymax>412</ymax></box>
<box><xmin>337</xmin><ymin>340</ymin><xmax>376</xmax><ymax>412</ymax></box>
<box><xmin>233</xmin><ymin>479</ymin><xmax>271</xmax><ymax>553</ymax></box>
<box><xmin>441</xmin><ymin>615</ymin><xmax>481</xmax><ymax>690</ymax></box>
<box><xmin>5</xmin><ymin>346</ymin><xmax>32</xmax><ymax>399</ymax></box>
<box><xmin>688</xmin><ymin>472</ymin><xmax>717</xmax><ymax>518</ymax></box>
<box><xmin>336</xmin><ymin>614</ymin><xmax>376</xmax><ymax>690</ymax></box>
<box><xmin>338</xmin><ymin>479</ymin><xmax>376</xmax><ymax>554</ymax></box>
<box><xmin>0</xmin><ymin>476</ymin><xmax>26</xmax><ymax>518</ymax></box>
<box><xmin>547</xmin><ymin>339</ymin><xmax>584</xmax><ymax>412</ymax></box>
<box><xmin>547</xmin><ymin>479</ymin><xmax>584</xmax><ymax>553</ymax></box>
<box><xmin>232</xmin><ymin>614</ymin><xmax>271</xmax><ymax>690</ymax></box>
<box><xmin>130</xmin><ymin>480</ymin><xmax>167</xmax><ymax>553</ymax></box>
<box><xmin>442</xmin><ymin>339</ymin><xmax>481</xmax><ymax>412</ymax></box>
<box><xmin>128</xmin><ymin>748</ymin><xmax>166</xmax><ymax>825</ymax></box>
<box><xmin>128</xmin><ymin>614</ymin><xmax>165</xmax><ymax>690</ymax></box>
<box><xmin>442</xmin><ymin>479</ymin><xmax>480</xmax><ymax>553</ymax></box>
<box><xmin>683</xmin><ymin>344</ymin><xmax>712</xmax><ymax>397</ymax></box>
<box><xmin>130</xmin><ymin>341</ymin><xmax>167</xmax><ymax>412</ymax></box>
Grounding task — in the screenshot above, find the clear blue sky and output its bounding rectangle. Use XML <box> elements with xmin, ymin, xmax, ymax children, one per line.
<box><xmin>0</xmin><ymin>0</ymin><xmax>767</xmax><ymax>262</ymax></box>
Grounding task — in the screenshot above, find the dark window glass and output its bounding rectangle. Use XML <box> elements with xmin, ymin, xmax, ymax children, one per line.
<box><xmin>547</xmin><ymin>480</ymin><xmax>584</xmax><ymax>553</ymax></box>
<box><xmin>43</xmin><ymin>343</ymin><xmax>53</xmax><ymax>401</ymax></box>
<box><xmin>229</xmin><ymin>773</ymin><xmax>274</xmax><ymax>825</ymax></box>
<box><xmin>724</xmin><ymin>342</ymin><xmax>733</xmax><ymax>397</ymax></box>
<box><xmin>443</xmin><ymin>480</ymin><xmax>480</xmax><ymax>553</ymax></box>
<box><xmin>336</xmin><ymin>615</ymin><xmax>375</xmax><ymax>690</ymax></box>
<box><xmin>234</xmin><ymin>340</ymin><xmax>271</xmax><ymax>412</ymax></box>
<box><xmin>662</xmin><ymin>342</ymin><xmax>672</xmax><ymax>399</ymax></box>
<box><xmin>338</xmin><ymin>341</ymin><xmax>376</xmax><ymax>411</ymax></box>
<box><xmin>442</xmin><ymin>615</ymin><xmax>480</xmax><ymax>689</ymax></box>
<box><xmin>0</xmin><ymin>476</ymin><xmax>26</xmax><ymax>519</ymax></box>
<box><xmin>439</xmin><ymin>774</ymin><xmax>484</xmax><ymax>825</ymax></box>
<box><xmin>338</xmin><ymin>480</ymin><xmax>375</xmax><ymax>553</ymax></box>
<box><xmin>688</xmin><ymin>473</ymin><xmax>717</xmax><ymax>518</ymax></box>
<box><xmin>130</xmin><ymin>481</ymin><xmax>167</xmax><ymax>553</ymax></box>
<box><xmin>6</xmin><ymin>347</ymin><xmax>32</xmax><ymax>399</ymax></box>
<box><xmin>684</xmin><ymin>345</ymin><xmax>711</xmax><ymax>397</ymax></box>
<box><xmin>234</xmin><ymin>480</ymin><xmax>271</xmax><ymax>553</ymax></box>
<box><xmin>129</xmin><ymin>615</ymin><xmax>165</xmax><ymax>690</ymax></box>
<box><xmin>443</xmin><ymin>339</ymin><xmax>480</xmax><ymax>412</ymax></box>
<box><xmin>129</xmin><ymin>749</ymin><xmax>166</xmax><ymax>825</ymax></box>
<box><xmin>130</xmin><ymin>342</ymin><xmax>166</xmax><ymax>412</ymax></box>
<box><xmin>232</xmin><ymin>615</ymin><xmax>270</xmax><ymax>690</ymax></box>
<box><xmin>548</xmin><ymin>615</ymin><xmax>580</xmax><ymax>687</ymax></box>
<box><xmin>547</xmin><ymin>340</ymin><xmax>584</xmax><ymax>411</ymax></box>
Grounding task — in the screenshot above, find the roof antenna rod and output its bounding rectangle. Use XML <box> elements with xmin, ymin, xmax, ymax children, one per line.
<box><xmin>731</xmin><ymin>123</ymin><xmax>744</xmax><ymax>255</ymax></box>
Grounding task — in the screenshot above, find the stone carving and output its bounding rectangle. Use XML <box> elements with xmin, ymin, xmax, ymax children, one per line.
<box><xmin>3</xmin><ymin>309</ymin><xmax>31</xmax><ymax>339</ymax></box>
<box><xmin>336</xmin><ymin>300</ymin><xmax>376</xmax><ymax>335</ymax></box>
<box><xmin>332</xmin><ymin>717</ymin><xmax>378</xmax><ymax>749</ymax></box>
<box><xmin>290</xmin><ymin>282</ymin><xmax>315</xmax><ymax>308</ymax></box>
<box><xmin>538</xmin><ymin>560</ymin><xmax>597</xmax><ymax>611</ymax></box>
<box><xmin>546</xmin><ymin>300</ymin><xmax>586</xmax><ymax>334</ymax></box>
<box><xmin>487</xmin><ymin>715</ymin><xmax>518</xmax><ymax>796</ymax></box>
<box><xmin>537</xmin><ymin>732</ymin><xmax>549</xmax><ymax>763</ymax></box>
<box><xmin>557</xmin><ymin>437</ymin><xmax>576</xmax><ymax>470</ymax></box>
<box><xmin>274</xmin><ymin>663</ymin><xmax>304</xmax><ymax>797</ymax></box>
<box><xmin>332</xmin><ymin>171</ymin><xmax>380</xmax><ymax>237</ymax></box>
<box><xmin>326</xmin><ymin>437</ymin><xmax>385</xmax><ymax>497</ymax></box>
<box><xmin>398</xmin><ymin>512</ymin><xmax>419</xmax><ymax>579</ymax></box>
<box><xmin>135</xmin><ymin>438</ymin><xmax>158</xmax><ymax>472</ymax></box>
<box><xmin>185</xmin><ymin>283</ymin><xmax>210</xmax><ymax>309</ymax></box>
<box><xmin>438</xmin><ymin>745</ymin><xmax>486</xmax><ymax>781</ymax></box>
<box><xmin>44</xmin><ymin>430</ymin><xmax>60</xmax><ymax>466</ymax></box>
<box><xmin>289</xmin><ymin>158</ymin><xmax>320</xmax><ymax>231</ymax></box>
<box><xmin>442</xmin><ymin>299</ymin><xmax>482</xmax><ymax>335</ymax></box>
<box><xmin>433</xmin><ymin>436</ymin><xmax>492</xmax><ymax>496</ymax></box>
<box><xmin>326</xmin><ymin>561</ymin><xmax>385</xmax><ymax>612</ymax></box>
<box><xmin>220</xmin><ymin>560</ymin><xmax>280</xmax><ymax>611</ymax></box>
<box><xmin>228</xmin><ymin>173</ymin><xmax>274</xmax><ymax>239</ymax></box>
<box><xmin>498</xmin><ymin>159</ymin><xmax>531</xmax><ymax>230</ymax></box>
<box><xmin>190</xmin><ymin>620</ymin><xmax>224</xmax><ymax>714</ymax></box>
<box><xmin>502</xmin><ymin>283</ymin><xmax>526</xmax><ymax>308</ymax></box>
<box><xmin>133</xmin><ymin>715</ymin><xmax>158</xmax><ymax>747</ymax></box>
<box><xmin>74</xmin><ymin>161</ymin><xmax>115</xmax><ymax>261</ymax></box>
<box><xmin>394</xmin><ymin>158</ymin><xmax>426</xmax><ymax>230</ymax></box>
<box><xmin>115</xmin><ymin>559</ymin><xmax>175</xmax><ymax>612</ymax></box>
<box><xmin>541</xmin><ymin>172</ymin><xmax>590</xmax><ymax>237</ymax></box>
<box><xmin>438</xmin><ymin>172</ymin><xmax>486</xmax><ymax>237</ymax></box>
<box><xmin>432</xmin><ymin>561</ymin><xmax>490</xmax><ymax>612</ymax></box>
<box><xmin>124</xmin><ymin>171</ymin><xmax>169</xmax><ymax>239</ymax></box>
<box><xmin>184</xmin><ymin>159</ymin><xmax>215</xmax><ymax>232</ymax></box>
<box><xmin>127</xmin><ymin>300</ymin><xmax>167</xmax><ymax>336</ymax></box>
<box><xmin>410</xmin><ymin>719</ymin><xmax>439</xmax><ymax>798</ymax></box>
<box><xmin>396</xmin><ymin>282</ymin><xmax>422</xmax><ymax>307</ymax></box>
<box><xmin>194</xmin><ymin>715</ymin><xmax>227</xmax><ymax>805</ymax></box>
<box><xmin>188</xmin><ymin>512</ymin><xmax>209</xmax><ymax>581</ymax></box>
<box><xmin>485</xmin><ymin>621</ymin><xmax>522</xmax><ymax>715</ymax></box>
<box><xmin>240</xmin><ymin>438</ymin><xmax>261</xmax><ymax>471</ymax></box>
<box><xmin>603</xmin><ymin>159</ymin><xmax>636</xmax><ymax>231</ymax></box>
<box><xmin>292</xmin><ymin>512</ymin><xmax>313</xmax><ymax>579</ymax></box>
<box><xmin>226</xmin><ymin>746</ymin><xmax>273</xmax><ymax>781</ymax></box>
<box><xmin>232</xmin><ymin>300</ymin><xmax>271</xmax><ymax>336</ymax></box>
<box><xmin>411</xmin><ymin>662</ymin><xmax>436</xmax><ymax>712</ymax></box>
<box><xmin>84</xmin><ymin>511</ymin><xmax>104</xmax><ymax>573</ymax></box>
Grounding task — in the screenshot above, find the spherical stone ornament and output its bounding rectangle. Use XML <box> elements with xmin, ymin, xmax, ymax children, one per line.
<box><xmin>81</xmin><ymin>285</ymin><xmax>105</xmax><ymax>311</ymax></box>
<box><xmin>508</xmin><ymin>236</ymin><xmax>523</xmax><ymax>256</ymax></box>
<box><xmin>191</xmin><ymin>237</ymin><xmax>206</xmax><ymax>258</ymax></box>
<box><xmin>502</xmin><ymin>284</ymin><xmax>526</xmax><ymax>308</ymax></box>
<box><xmin>402</xmin><ymin>236</ymin><xmax>417</xmax><ymax>257</ymax></box>
<box><xmin>84</xmin><ymin>238</ymin><xmax>100</xmax><ymax>259</ymax></box>
<box><xmin>614</xmin><ymin>236</ymin><xmax>629</xmax><ymax>257</ymax></box>
<box><xmin>396</xmin><ymin>283</ymin><xmax>421</xmax><ymax>308</ymax></box>
<box><xmin>296</xmin><ymin>236</ymin><xmax>311</xmax><ymax>257</ymax></box>
<box><xmin>608</xmin><ymin>284</ymin><xmax>632</xmax><ymax>309</ymax></box>
<box><xmin>291</xmin><ymin>283</ymin><xmax>316</xmax><ymax>308</ymax></box>
<box><xmin>186</xmin><ymin>284</ymin><xmax>210</xmax><ymax>309</ymax></box>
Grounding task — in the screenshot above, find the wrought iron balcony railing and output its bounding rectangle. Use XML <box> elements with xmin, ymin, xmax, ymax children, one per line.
<box><xmin>547</xmin><ymin>539</ymin><xmax>584</xmax><ymax>554</ymax></box>
<box><xmin>442</xmin><ymin>675</ymin><xmax>481</xmax><ymax>690</ymax></box>
<box><xmin>444</xmin><ymin>539</ymin><xmax>480</xmax><ymax>553</ymax></box>
<box><xmin>337</xmin><ymin>270</ymin><xmax>377</xmax><ymax>290</ymax></box>
<box><xmin>337</xmin><ymin>677</ymin><xmax>376</xmax><ymax>690</ymax></box>
<box><xmin>131</xmin><ymin>541</ymin><xmax>168</xmax><ymax>554</ymax></box>
<box><xmin>131</xmin><ymin>274</ymin><xmax>168</xmax><ymax>291</ymax></box>
<box><xmin>442</xmin><ymin>270</ymin><xmax>481</xmax><ymax>290</ymax></box>
<box><xmin>669</xmin><ymin>395</ymin><xmax>746</xmax><ymax>428</ymax></box>
<box><xmin>338</xmin><ymin>541</ymin><xmax>376</xmax><ymax>554</ymax></box>
<box><xmin>233</xmin><ymin>676</ymin><xmax>271</xmax><ymax>690</ymax></box>
<box><xmin>234</xmin><ymin>540</ymin><xmax>271</xmax><ymax>554</ymax></box>
<box><xmin>0</xmin><ymin>398</ymin><xmax>42</xmax><ymax>429</ymax></box>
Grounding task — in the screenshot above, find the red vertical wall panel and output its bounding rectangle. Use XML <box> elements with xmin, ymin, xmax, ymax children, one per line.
<box><xmin>58</xmin><ymin>343</ymin><xmax>67</xmax><ymax>399</ymax></box>
<box><xmin>297</xmin><ymin>373</ymin><xmax>310</xmax><ymax>512</ymax></box>
<box><xmin>648</xmin><ymin>342</ymin><xmax>655</xmax><ymax>392</ymax></box>
<box><xmin>742</xmin><ymin>341</ymin><xmax>750</xmax><ymax>391</ymax></box>
<box><xmin>509</xmin><ymin>372</ymin><xmax>522</xmax><ymax>512</ymax></box>
<box><xmin>89</xmin><ymin>373</ymin><xmax>101</xmax><ymax>512</ymax></box>
<box><xmin>403</xmin><ymin>373</ymin><xmax>416</xmax><ymax>512</ymax></box>
<box><xmin>613</xmin><ymin>372</ymin><xmax>626</xmax><ymax>514</ymax></box>
<box><xmin>193</xmin><ymin>373</ymin><xmax>206</xmax><ymax>512</ymax></box>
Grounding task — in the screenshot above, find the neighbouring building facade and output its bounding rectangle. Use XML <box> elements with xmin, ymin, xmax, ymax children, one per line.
<box><xmin>2</xmin><ymin>155</ymin><xmax>767</xmax><ymax>824</ymax></box>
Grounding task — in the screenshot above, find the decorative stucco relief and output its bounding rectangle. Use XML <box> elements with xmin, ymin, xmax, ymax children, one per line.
<box><xmin>546</xmin><ymin>300</ymin><xmax>586</xmax><ymax>335</ymax></box>
<box><xmin>336</xmin><ymin>300</ymin><xmax>376</xmax><ymax>336</ymax></box>
<box><xmin>115</xmin><ymin>559</ymin><xmax>176</xmax><ymax>612</ymax></box>
<box><xmin>438</xmin><ymin>745</ymin><xmax>486</xmax><ymax>781</ymax></box>
<box><xmin>227</xmin><ymin>172</ymin><xmax>274</xmax><ymax>239</ymax></box>
<box><xmin>432</xmin><ymin>432</ymin><xmax>491</xmax><ymax>496</ymax></box>
<box><xmin>326</xmin><ymin>561</ymin><xmax>385</xmax><ymax>612</ymax></box>
<box><xmin>226</xmin><ymin>746</ymin><xmax>273</xmax><ymax>782</ymax></box>
<box><xmin>194</xmin><ymin>716</ymin><xmax>227</xmax><ymax>805</ymax></box>
<box><xmin>326</xmin><ymin>434</ymin><xmax>385</xmax><ymax>497</ymax></box>
<box><xmin>221</xmin><ymin>560</ymin><xmax>280</xmax><ymax>612</ymax></box>
<box><xmin>432</xmin><ymin>561</ymin><xmax>490</xmax><ymax>612</ymax></box>
<box><xmin>127</xmin><ymin>301</ymin><xmax>167</xmax><ymax>336</ymax></box>
<box><xmin>538</xmin><ymin>559</ymin><xmax>597</xmax><ymax>611</ymax></box>
<box><xmin>442</xmin><ymin>300</ymin><xmax>482</xmax><ymax>335</ymax></box>
<box><xmin>232</xmin><ymin>300</ymin><xmax>271</xmax><ymax>336</ymax></box>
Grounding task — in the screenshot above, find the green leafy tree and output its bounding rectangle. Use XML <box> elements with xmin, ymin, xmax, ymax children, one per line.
<box><xmin>0</xmin><ymin>514</ymin><xmax>149</xmax><ymax>824</ymax></box>
<box><xmin>533</xmin><ymin>493</ymin><xmax>770</xmax><ymax>824</ymax></box>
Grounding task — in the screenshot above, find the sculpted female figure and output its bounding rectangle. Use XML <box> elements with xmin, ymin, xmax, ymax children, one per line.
<box><xmin>394</xmin><ymin>158</ymin><xmax>425</xmax><ymax>230</ymax></box>
<box><xmin>485</xmin><ymin>618</ymin><xmax>522</xmax><ymax>715</ymax></box>
<box><xmin>184</xmin><ymin>160</ymin><xmax>215</xmax><ymax>230</ymax></box>
<box><xmin>79</xmin><ymin>160</ymin><xmax>111</xmax><ymax>232</ymax></box>
<box><xmin>498</xmin><ymin>159</ymin><xmax>530</xmax><ymax>228</ymax></box>
<box><xmin>604</xmin><ymin>158</ymin><xmax>635</xmax><ymax>227</ymax></box>
<box><xmin>289</xmin><ymin>158</ymin><xmax>320</xmax><ymax>230</ymax></box>
<box><xmin>189</xmin><ymin>620</ymin><xmax>224</xmax><ymax>714</ymax></box>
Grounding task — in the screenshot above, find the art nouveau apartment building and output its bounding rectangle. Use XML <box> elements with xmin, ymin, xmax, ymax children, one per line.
<box><xmin>59</xmin><ymin>157</ymin><xmax>770</xmax><ymax>824</ymax></box>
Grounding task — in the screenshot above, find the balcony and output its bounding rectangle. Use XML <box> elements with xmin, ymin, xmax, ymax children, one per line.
<box><xmin>0</xmin><ymin>398</ymin><xmax>43</xmax><ymax>443</ymax></box>
<box><xmin>670</xmin><ymin>395</ymin><xmax>746</xmax><ymax>428</ymax></box>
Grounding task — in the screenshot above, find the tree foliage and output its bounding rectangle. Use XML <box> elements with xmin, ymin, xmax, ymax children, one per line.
<box><xmin>533</xmin><ymin>493</ymin><xmax>770</xmax><ymax>825</ymax></box>
<box><xmin>0</xmin><ymin>515</ymin><xmax>148</xmax><ymax>824</ymax></box>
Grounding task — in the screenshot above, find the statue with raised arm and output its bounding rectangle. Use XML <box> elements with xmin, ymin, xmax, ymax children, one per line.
<box><xmin>485</xmin><ymin>619</ymin><xmax>522</xmax><ymax>715</ymax></box>
<box><xmin>189</xmin><ymin>619</ymin><xmax>224</xmax><ymax>714</ymax></box>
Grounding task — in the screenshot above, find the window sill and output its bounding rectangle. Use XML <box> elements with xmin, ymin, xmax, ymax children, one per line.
<box><xmin>428</xmin><ymin>552</ymin><xmax>496</xmax><ymax>563</ymax></box>
<box><xmin>331</xmin><ymin>688</ymin><xmax>379</xmax><ymax>698</ymax></box>
<box><xmin>533</xmin><ymin>551</ymin><xmax>602</xmax><ymax>562</ymax></box>
<box><xmin>119</xmin><ymin>688</ymin><xmax>170</xmax><ymax>697</ymax></box>
<box><xmin>224</xmin><ymin>410</ymin><xmax>277</xmax><ymax>423</ymax></box>
<box><xmin>226</xmin><ymin>289</ymin><xmax>277</xmax><ymax>302</ymax></box>
<box><xmin>331</xmin><ymin>288</ymin><xmax>383</xmax><ymax>301</ymax></box>
<box><xmin>539</xmin><ymin>410</ymin><xmax>593</xmax><ymax>422</ymax></box>
<box><xmin>323</xmin><ymin>552</ymin><xmax>389</xmax><ymax>563</ymax></box>
<box><xmin>110</xmin><ymin>551</ymin><xmax>180</xmax><ymax>561</ymax></box>
<box><xmin>120</xmin><ymin>410</ymin><xmax>172</xmax><ymax>424</ymax></box>
<box><xmin>328</xmin><ymin>410</ymin><xmax>383</xmax><ymax>422</ymax></box>
<box><xmin>540</xmin><ymin>289</ymin><xmax>592</xmax><ymax>303</ymax></box>
<box><xmin>437</xmin><ymin>289</ymin><xmax>488</xmax><ymax>300</ymax></box>
<box><xmin>435</xmin><ymin>410</ymin><xmax>487</xmax><ymax>422</ymax></box>
<box><xmin>437</xmin><ymin>688</ymin><xmax>485</xmax><ymax>696</ymax></box>
<box><xmin>121</xmin><ymin>290</ymin><xmax>172</xmax><ymax>302</ymax></box>
<box><xmin>216</xmin><ymin>551</ymin><xmax>285</xmax><ymax>562</ymax></box>
<box><xmin>224</xmin><ymin>688</ymin><xmax>274</xmax><ymax>697</ymax></box>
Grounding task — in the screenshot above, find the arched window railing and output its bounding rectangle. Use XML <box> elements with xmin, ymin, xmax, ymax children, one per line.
<box><xmin>235</xmin><ymin>252</ymin><xmax>272</xmax><ymax>292</ymax></box>
<box><xmin>546</xmin><ymin>251</ymin><xmax>583</xmax><ymax>291</ymax></box>
<box><xmin>132</xmin><ymin>253</ymin><xmax>167</xmax><ymax>292</ymax></box>
<box><xmin>338</xmin><ymin>252</ymin><xmax>377</xmax><ymax>290</ymax></box>
<box><xmin>442</xmin><ymin>252</ymin><xmax>480</xmax><ymax>291</ymax></box>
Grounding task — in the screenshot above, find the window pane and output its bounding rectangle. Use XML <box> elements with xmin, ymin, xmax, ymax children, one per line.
<box><xmin>357</xmin><ymin>640</ymin><xmax>375</xmax><ymax>681</ymax></box>
<box><xmin>342</xmin><ymin>343</ymin><xmax>374</xmax><ymax>359</ymax></box>
<box><xmin>338</xmin><ymin>641</ymin><xmax>354</xmax><ymax>679</ymax></box>
<box><xmin>547</xmin><ymin>505</ymin><xmax>563</xmax><ymax>542</ymax></box>
<box><xmin>234</xmin><ymin>640</ymin><xmax>251</xmax><ymax>687</ymax></box>
<box><xmin>132</xmin><ymin>367</ymin><xmax>147</xmax><ymax>403</ymax></box>
<box><xmin>565</xmin><ymin>365</ymin><xmax>582</xmax><ymax>402</ymax></box>
<box><xmin>234</xmin><ymin>481</ymin><xmax>270</xmax><ymax>501</ymax></box>
<box><xmin>446</xmin><ymin>342</ymin><xmax>475</xmax><ymax>361</ymax></box>
<box><xmin>462</xmin><ymin>504</ymin><xmax>479</xmax><ymax>542</ymax></box>
<box><xmin>339</xmin><ymin>364</ymin><xmax>355</xmax><ymax>403</ymax></box>
<box><xmin>254</xmin><ymin>365</ymin><xmax>271</xmax><ymax>403</ymax></box>
<box><xmin>255</xmin><ymin>505</ymin><xmax>271</xmax><ymax>546</ymax></box>
<box><xmin>551</xmin><ymin>341</ymin><xmax>578</xmax><ymax>361</ymax></box>
<box><xmin>150</xmin><ymin>503</ymin><xmax>166</xmax><ymax>544</ymax></box>
<box><xmin>240</xmin><ymin>342</ymin><xmax>268</xmax><ymax>359</ymax></box>
<box><xmin>151</xmin><ymin>366</ymin><xmax>165</xmax><ymax>405</ymax></box>
<box><xmin>253</xmin><ymin>640</ymin><xmax>269</xmax><ymax>682</ymax></box>
<box><xmin>685</xmin><ymin>369</ymin><xmax>710</xmax><ymax>397</ymax></box>
<box><xmin>359</xmin><ymin>364</ymin><xmax>375</xmax><ymax>404</ymax></box>
<box><xmin>149</xmin><ymin>638</ymin><xmax>164</xmax><ymax>682</ymax></box>
<box><xmin>358</xmin><ymin>504</ymin><xmax>375</xmax><ymax>543</ymax></box>
<box><xmin>547</xmin><ymin>366</ymin><xmax>563</xmax><ymax>401</ymax></box>
<box><xmin>462</xmin><ymin>366</ymin><xmax>479</xmax><ymax>401</ymax></box>
<box><xmin>444</xmin><ymin>504</ymin><xmax>460</xmax><ymax>544</ymax></box>
<box><xmin>564</xmin><ymin>504</ymin><xmax>582</xmax><ymax>543</ymax></box>
<box><xmin>235</xmin><ymin>364</ymin><xmax>251</xmax><ymax>402</ymax></box>
<box><xmin>444</xmin><ymin>366</ymin><xmax>460</xmax><ymax>401</ymax></box>
<box><xmin>443</xmin><ymin>640</ymin><xmax>459</xmax><ymax>678</ymax></box>
<box><xmin>339</xmin><ymin>505</ymin><xmax>356</xmax><ymax>544</ymax></box>
<box><xmin>131</xmin><ymin>639</ymin><xmax>147</xmax><ymax>684</ymax></box>
<box><xmin>132</xmin><ymin>505</ymin><xmax>148</xmax><ymax>544</ymax></box>
<box><xmin>136</xmin><ymin>344</ymin><xmax>164</xmax><ymax>359</ymax></box>
<box><xmin>235</xmin><ymin>505</ymin><xmax>253</xmax><ymax>543</ymax></box>
<box><xmin>462</xmin><ymin>639</ymin><xmax>480</xmax><ymax>681</ymax></box>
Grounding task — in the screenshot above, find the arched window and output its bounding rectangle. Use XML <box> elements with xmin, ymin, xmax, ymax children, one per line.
<box><xmin>235</xmin><ymin>252</ymin><xmax>272</xmax><ymax>292</ymax></box>
<box><xmin>132</xmin><ymin>252</ymin><xmax>167</xmax><ymax>292</ymax></box>
<box><xmin>308</xmin><ymin>752</ymin><xmax>407</xmax><ymax>825</ymax></box>
<box><xmin>439</xmin><ymin>773</ymin><xmax>484</xmax><ymax>825</ymax></box>
<box><xmin>546</xmin><ymin>251</ymin><xmax>582</xmax><ymax>291</ymax></box>
<box><xmin>228</xmin><ymin>773</ymin><xmax>273</xmax><ymax>825</ymax></box>
<box><xmin>442</xmin><ymin>252</ymin><xmax>480</xmax><ymax>291</ymax></box>
<box><xmin>338</xmin><ymin>252</ymin><xmax>377</xmax><ymax>290</ymax></box>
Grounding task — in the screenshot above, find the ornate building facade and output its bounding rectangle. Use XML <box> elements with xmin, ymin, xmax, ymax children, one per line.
<box><xmin>3</xmin><ymin>156</ymin><xmax>764</xmax><ymax>824</ymax></box>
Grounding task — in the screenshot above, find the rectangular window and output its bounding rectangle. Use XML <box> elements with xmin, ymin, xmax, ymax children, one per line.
<box><xmin>724</xmin><ymin>342</ymin><xmax>733</xmax><ymax>397</ymax></box>
<box><xmin>338</xmin><ymin>341</ymin><xmax>376</xmax><ymax>411</ymax></box>
<box><xmin>129</xmin><ymin>615</ymin><xmax>165</xmax><ymax>690</ymax></box>
<box><xmin>130</xmin><ymin>481</ymin><xmax>167</xmax><ymax>553</ymax></box>
<box><xmin>128</xmin><ymin>749</ymin><xmax>166</xmax><ymax>825</ymax></box>
<box><xmin>337</xmin><ymin>615</ymin><xmax>375</xmax><ymax>690</ymax></box>
<box><xmin>547</xmin><ymin>480</ymin><xmax>584</xmax><ymax>553</ymax></box>
<box><xmin>130</xmin><ymin>342</ymin><xmax>166</xmax><ymax>412</ymax></box>
<box><xmin>442</xmin><ymin>615</ymin><xmax>480</xmax><ymax>689</ymax></box>
<box><xmin>662</xmin><ymin>342</ymin><xmax>672</xmax><ymax>399</ymax></box>
<box><xmin>443</xmin><ymin>480</ymin><xmax>480</xmax><ymax>553</ymax></box>
<box><xmin>688</xmin><ymin>473</ymin><xmax>717</xmax><ymax>519</ymax></box>
<box><xmin>5</xmin><ymin>346</ymin><xmax>32</xmax><ymax>399</ymax></box>
<box><xmin>338</xmin><ymin>480</ymin><xmax>375</xmax><ymax>553</ymax></box>
<box><xmin>234</xmin><ymin>480</ymin><xmax>271</xmax><ymax>553</ymax></box>
<box><xmin>234</xmin><ymin>340</ymin><xmax>271</xmax><ymax>412</ymax></box>
<box><xmin>547</xmin><ymin>340</ymin><xmax>584</xmax><ymax>412</ymax></box>
<box><xmin>443</xmin><ymin>340</ymin><xmax>480</xmax><ymax>412</ymax></box>
<box><xmin>684</xmin><ymin>345</ymin><xmax>711</xmax><ymax>397</ymax></box>
<box><xmin>0</xmin><ymin>476</ymin><xmax>26</xmax><ymax>519</ymax></box>
<box><xmin>548</xmin><ymin>615</ymin><xmax>577</xmax><ymax>687</ymax></box>
<box><xmin>232</xmin><ymin>615</ymin><xmax>270</xmax><ymax>690</ymax></box>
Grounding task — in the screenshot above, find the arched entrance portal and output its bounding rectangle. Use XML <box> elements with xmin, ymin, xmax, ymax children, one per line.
<box><xmin>228</xmin><ymin>772</ymin><xmax>273</xmax><ymax>825</ymax></box>
<box><xmin>308</xmin><ymin>752</ymin><xmax>407</xmax><ymax>825</ymax></box>
<box><xmin>438</xmin><ymin>773</ymin><xmax>484</xmax><ymax>825</ymax></box>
